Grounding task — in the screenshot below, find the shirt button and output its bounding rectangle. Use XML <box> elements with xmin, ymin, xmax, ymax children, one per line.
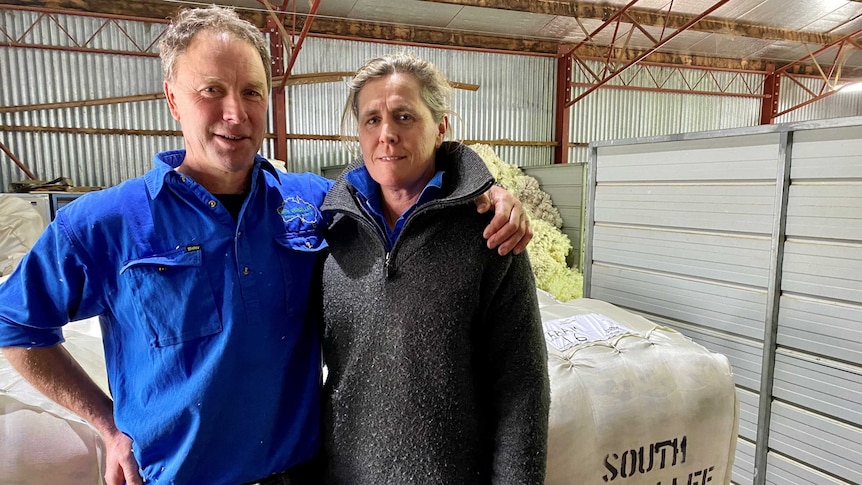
<box><xmin>158</xmin><ymin>266</ymin><xmax>167</xmax><ymax>272</ymax></box>
<box><xmin>243</xmin><ymin>267</ymin><xmax>250</xmax><ymax>275</ymax></box>
<box><xmin>208</xmin><ymin>200</ymin><xmax>217</xmax><ymax>208</ymax></box>
<box><xmin>305</xmin><ymin>241</ymin><xmax>312</xmax><ymax>248</ymax></box>
<box><xmin>237</xmin><ymin>231</ymin><xmax>242</xmax><ymax>238</ymax></box>
<box><xmin>180</xmin><ymin>176</ymin><xmax>187</xmax><ymax>183</ymax></box>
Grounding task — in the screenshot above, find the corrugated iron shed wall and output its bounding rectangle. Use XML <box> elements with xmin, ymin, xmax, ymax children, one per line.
<box><xmin>774</xmin><ymin>77</ymin><xmax>862</xmax><ymax>124</ymax></box>
<box><xmin>0</xmin><ymin>11</ymin><xmax>178</xmax><ymax>187</ymax></box>
<box><xmin>283</xmin><ymin>37</ymin><xmax>557</xmax><ymax>172</ymax></box>
<box><xmin>568</xmin><ymin>61</ymin><xmax>765</xmax><ymax>164</ymax></box>
<box><xmin>2</xmin><ymin>9</ymin><xmax>862</xmax><ymax>190</ymax></box>
<box><xmin>585</xmin><ymin>117</ymin><xmax>862</xmax><ymax>485</ymax></box>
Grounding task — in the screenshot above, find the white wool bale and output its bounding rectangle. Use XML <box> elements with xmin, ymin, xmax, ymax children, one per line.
<box><xmin>0</xmin><ymin>316</ymin><xmax>107</xmax><ymax>484</ymax></box>
<box><xmin>539</xmin><ymin>293</ymin><xmax>738</xmax><ymax>485</ymax></box>
<box><xmin>0</xmin><ymin>195</ymin><xmax>45</xmax><ymax>277</ymax></box>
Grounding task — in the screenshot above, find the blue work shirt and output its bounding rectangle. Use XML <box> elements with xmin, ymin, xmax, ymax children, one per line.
<box><xmin>345</xmin><ymin>165</ymin><xmax>444</xmax><ymax>250</ymax></box>
<box><xmin>0</xmin><ymin>150</ymin><xmax>332</xmax><ymax>484</ymax></box>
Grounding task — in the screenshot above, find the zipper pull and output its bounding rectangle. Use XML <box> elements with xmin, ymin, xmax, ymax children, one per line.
<box><xmin>384</xmin><ymin>252</ymin><xmax>394</xmax><ymax>278</ymax></box>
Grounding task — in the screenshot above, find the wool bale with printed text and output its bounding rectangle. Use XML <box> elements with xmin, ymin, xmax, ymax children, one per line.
<box><xmin>540</xmin><ymin>293</ymin><xmax>738</xmax><ymax>485</ymax></box>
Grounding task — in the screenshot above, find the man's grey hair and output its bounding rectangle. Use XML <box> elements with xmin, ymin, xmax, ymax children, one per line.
<box><xmin>159</xmin><ymin>5</ymin><xmax>272</xmax><ymax>91</ymax></box>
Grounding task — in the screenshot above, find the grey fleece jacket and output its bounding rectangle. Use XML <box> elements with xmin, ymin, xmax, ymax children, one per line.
<box><xmin>319</xmin><ymin>142</ymin><xmax>550</xmax><ymax>484</ymax></box>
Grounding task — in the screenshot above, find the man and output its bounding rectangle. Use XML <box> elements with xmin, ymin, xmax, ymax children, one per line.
<box><xmin>0</xmin><ymin>6</ymin><xmax>530</xmax><ymax>485</ymax></box>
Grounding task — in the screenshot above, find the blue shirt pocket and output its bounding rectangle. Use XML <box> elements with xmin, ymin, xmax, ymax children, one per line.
<box><xmin>120</xmin><ymin>245</ymin><xmax>223</xmax><ymax>347</ymax></box>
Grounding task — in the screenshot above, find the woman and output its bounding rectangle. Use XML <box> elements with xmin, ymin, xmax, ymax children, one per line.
<box><xmin>319</xmin><ymin>53</ymin><xmax>549</xmax><ymax>484</ymax></box>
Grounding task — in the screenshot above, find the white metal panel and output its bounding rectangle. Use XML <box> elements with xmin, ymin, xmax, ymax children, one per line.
<box><xmin>596</xmin><ymin>135</ymin><xmax>779</xmax><ymax>183</ymax></box>
<box><xmin>785</xmin><ymin>185</ymin><xmax>862</xmax><ymax>241</ymax></box>
<box><xmin>782</xmin><ymin>239</ymin><xmax>862</xmax><ymax>303</ymax></box>
<box><xmin>765</xmin><ymin>452</ymin><xmax>853</xmax><ymax>485</ymax></box>
<box><xmin>774</xmin><ymin>124</ymin><xmax>862</xmax><ymax>483</ymax></box>
<box><xmin>773</xmin><ymin>349</ymin><xmax>862</xmax><ymax>426</ymax></box>
<box><xmin>588</xmin><ymin>118</ymin><xmax>862</xmax><ymax>485</ymax></box>
<box><xmin>594</xmin><ymin>183</ymin><xmax>775</xmax><ymax>233</ymax></box>
<box><xmin>732</xmin><ymin>438</ymin><xmax>756</xmax><ymax>485</ymax></box>
<box><xmin>777</xmin><ymin>295</ymin><xmax>862</xmax><ymax>365</ymax></box>
<box><xmin>790</xmin><ymin>126</ymin><xmax>862</xmax><ymax>179</ymax></box>
<box><xmin>521</xmin><ymin>163</ymin><xmax>584</xmax><ymax>267</ymax></box>
<box><xmin>592</xmin><ymin>225</ymin><xmax>771</xmax><ymax>287</ymax></box>
<box><xmin>768</xmin><ymin>401</ymin><xmax>862</xmax><ymax>484</ymax></box>
<box><xmin>591</xmin><ymin>266</ymin><xmax>768</xmax><ymax>341</ymax></box>
<box><xmin>735</xmin><ymin>388</ymin><xmax>760</xmax><ymax>443</ymax></box>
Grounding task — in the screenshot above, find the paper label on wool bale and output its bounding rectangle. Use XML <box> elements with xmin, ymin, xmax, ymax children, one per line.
<box><xmin>543</xmin><ymin>313</ymin><xmax>635</xmax><ymax>351</ymax></box>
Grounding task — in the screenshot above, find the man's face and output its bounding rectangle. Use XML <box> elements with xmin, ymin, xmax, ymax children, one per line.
<box><xmin>164</xmin><ymin>30</ymin><xmax>269</xmax><ymax>176</ymax></box>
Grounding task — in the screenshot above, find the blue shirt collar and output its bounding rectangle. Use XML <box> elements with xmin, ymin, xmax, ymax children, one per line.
<box><xmin>145</xmin><ymin>150</ymin><xmax>279</xmax><ymax>197</ymax></box>
<box><xmin>344</xmin><ymin>165</ymin><xmax>445</xmax><ymax>248</ymax></box>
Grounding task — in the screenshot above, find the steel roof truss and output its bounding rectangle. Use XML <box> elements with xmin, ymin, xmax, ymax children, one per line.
<box><xmin>564</xmin><ymin>0</ymin><xmax>732</xmax><ymax>108</ymax></box>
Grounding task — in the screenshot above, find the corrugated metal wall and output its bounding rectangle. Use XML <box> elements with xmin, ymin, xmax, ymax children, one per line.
<box><xmin>4</xmin><ymin>9</ymin><xmax>857</xmax><ymax>190</ymax></box>
<box><xmin>775</xmin><ymin>77</ymin><xmax>862</xmax><ymax>124</ymax></box>
<box><xmin>567</xmin><ymin>61</ymin><xmax>764</xmax><ymax>164</ymax></box>
<box><xmin>521</xmin><ymin>163</ymin><xmax>585</xmax><ymax>268</ymax></box>
<box><xmin>283</xmin><ymin>37</ymin><xmax>557</xmax><ymax>172</ymax></box>
<box><xmin>584</xmin><ymin>117</ymin><xmax>862</xmax><ymax>485</ymax></box>
<box><xmin>0</xmin><ymin>10</ymin><xmax>179</xmax><ymax>188</ymax></box>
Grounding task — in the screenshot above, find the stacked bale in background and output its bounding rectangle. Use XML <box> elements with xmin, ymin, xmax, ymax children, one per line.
<box><xmin>470</xmin><ymin>144</ymin><xmax>583</xmax><ymax>301</ymax></box>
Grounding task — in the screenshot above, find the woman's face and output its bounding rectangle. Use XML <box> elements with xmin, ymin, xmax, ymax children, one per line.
<box><xmin>356</xmin><ymin>72</ymin><xmax>447</xmax><ymax>193</ymax></box>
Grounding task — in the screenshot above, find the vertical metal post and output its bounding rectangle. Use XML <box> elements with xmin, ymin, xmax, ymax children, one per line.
<box><xmin>582</xmin><ymin>144</ymin><xmax>598</xmax><ymax>298</ymax></box>
<box><xmin>554</xmin><ymin>48</ymin><xmax>572</xmax><ymax>164</ymax></box>
<box><xmin>267</xmin><ymin>16</ymin><xmax>288</xmax><ymax>165</ymax></box>
<box><xmin>753</xmin><ymin>130</ymin><xmax>793</xmax><ymax>485</ymax></box>
<box><xmin>760</xmin><ymin>62</ymin><xmax>779</xmax><ymax>125</ymax></box>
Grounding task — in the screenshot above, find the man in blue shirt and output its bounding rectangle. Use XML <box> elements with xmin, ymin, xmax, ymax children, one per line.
<box><xmin>0</xmin><ymin>6</ymin><xmax>530</xmax><ymax>485</ymax></box>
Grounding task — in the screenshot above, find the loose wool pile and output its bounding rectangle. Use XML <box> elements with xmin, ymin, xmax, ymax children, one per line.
<box><xmin>470</xmin><ymin>144</ymin><xmax>583</xmax><ymax>301</ymax></box>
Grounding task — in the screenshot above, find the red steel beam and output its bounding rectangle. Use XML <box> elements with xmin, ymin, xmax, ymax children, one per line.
<box><xmin>565</xmin><ymin>0</ymin><xmax>731</xmax><ymax>108</ymax></box>
<box><xmin>772</xmin><ymin>27</ymin><xmax>862</xmax><ymax>120</ymax></box>
<box><xmin>554</xmin><ymin>48</ymin><xmax>572</xmax><ymax>164</ymax></box>
<box><xmin>760</xmin><ymin>63</ymin><xmax>780</xmax><ymax>124</ymax></box>
<box><xmin>284</xmin><ymin>0</ymin><xmax>321</xmax><ymax>78</ymax></box>
<box><xmin>0</xmin><ymin>140</ymin><xmax>38</xmax><ymax>180</ymax></box>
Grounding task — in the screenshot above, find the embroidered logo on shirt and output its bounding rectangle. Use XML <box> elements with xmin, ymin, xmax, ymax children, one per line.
<box><xmin>278</xmin><ymin>196</ymin><xmax>319</xmax><ymax>225</ymax></box>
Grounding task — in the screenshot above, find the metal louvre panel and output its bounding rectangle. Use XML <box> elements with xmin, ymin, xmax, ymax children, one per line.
<box><xmin>763</xmin><ymin>124</ymin><xmax>862</xmax><ymax>485</ymax></box>
<box><xmin>588</xmin><ymin>118</ymin><xmax>862</xmax><ymax>485</ymax></box>
<box><xmin>773</xmin><ymin>349</ymin><xmax>862</xmax><ymax>425</ymax></box>
<box><xmin>765</xmin><ymin>453</ymin><xmax>852</xmax><ymax>485</ymax></box>
<box><xmin>782</xmin><ymin>240</ymin><xmax>862</xmax><ymax>302</ymax></box>
<box><xmin>733</xmin><ymin>439</ymin><xmax>756</xmax><ymax>485</ymax></box>
<box><xmin>592</xmin><ymin>225</ymin><xmax>771</xmax><ymax>287</ymax></box>
<box><xmin>777</xmin><ymin>294</ymin><xmax>862</xmax><ymax>365</ymax></box>
<box><xmin>521</xmin><ymin>163</ymin><xmax>585</xmax><ymax>266</ymax></box>
<box><xmin>768</xmin><ymin>401</ymin><xmax>862</xmax><ymax>484</ymax></box>
<box><xmin>735</xmin><ymin>388</ymin><xmax>761</xmax><ymax>442</ymax></box>
<box><xmin>590</xmin><ymin>264</ymin><xmax>768</xmax><ymax>341</ymax></box>
<box><xmin>595</xmin><ymin>135</ymin><xmax>780</xmax><ymax>182</ymax></box>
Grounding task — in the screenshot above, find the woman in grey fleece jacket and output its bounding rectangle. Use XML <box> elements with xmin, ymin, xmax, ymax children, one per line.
<box><xmin>318</xmin><ymin>52</ymin><xmax>550</xmax><ymax>484</ymax></box>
